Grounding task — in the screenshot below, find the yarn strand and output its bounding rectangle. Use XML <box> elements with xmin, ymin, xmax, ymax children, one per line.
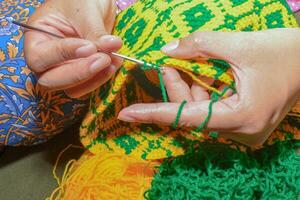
<box><xmin>172</xmin><ymin>100</ymin><xmax>187</xmax><ymax>129</ymax></box>
<box><xmin>140</xmin><ymin>61</ymin><xmax>168</xmax><ymax>102</ymax></box>
<box><xmin>195</xmin><ymin>86</ymin><xmax>232</xmax><ymax>132</ymax></box>
<box><xmin>140</xmin><ymin>60</ymin><xmax>234</xmax><ymax>134</ymax></box>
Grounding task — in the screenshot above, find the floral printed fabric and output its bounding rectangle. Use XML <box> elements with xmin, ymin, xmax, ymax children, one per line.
<box><xmin>0</xmin><ymin>0</ymin><xmax>87</xmax><ymax>147</ymax></box>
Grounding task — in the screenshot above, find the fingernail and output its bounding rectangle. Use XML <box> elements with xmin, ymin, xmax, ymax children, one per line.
<box><xmin>118</xmin><ymin>114</ymin><xmax>136</xmax><ymax>122</ymax></box>
<box><xmin>161</xmin><ymin>40</ymin><xmax>179</xmax><ymax>53</ymax></box>
<box><xmin>101</xmin><ymin>35</ymin><xmax>120</xmax><ymax>42</ymax></box>
<box><xmin>110</xmin><ymin>65</ymin><xmax>117</xmax><ymax>72</ymax></box>
<box><xmin>160</xmin><ymin>67</ymin><xmax>166</xmax><ymax>75</ymax></box>
<box><xmin>76</xmin><ymin>43</ymin><xmax>96</xmax><ymax>57</ymax></box>
<box><xmin>101</xmin><ymin>65</ymin><xmax>117</xmax><ymax>75</ymax></box>
<box><xmin>90</xmin><ymin>57</ymin><xmax>104</xmax><ymax>72</ymax></box>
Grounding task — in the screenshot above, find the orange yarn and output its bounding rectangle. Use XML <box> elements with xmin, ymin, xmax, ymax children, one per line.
<box><xmin>47</xmin><ymin>147</ymin><xmax>159</xmax><ymax>200</ymax></box>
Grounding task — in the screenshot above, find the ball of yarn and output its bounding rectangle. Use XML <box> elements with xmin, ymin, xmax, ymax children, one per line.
<box><xmin>48</xmin><ymin>150</ymin><xmax>159</xmax><ymax>200</ymax></box>
<box><xmin>146</xmin><ymin>140</ymin><xmax>300</xmax><ymax>200</ymax></box>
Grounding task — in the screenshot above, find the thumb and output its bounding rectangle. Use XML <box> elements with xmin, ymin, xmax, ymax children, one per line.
<box><xmin>161</xmin><ymin>31</ymin><xmax>251</xmax><ymax>63</ymax></box>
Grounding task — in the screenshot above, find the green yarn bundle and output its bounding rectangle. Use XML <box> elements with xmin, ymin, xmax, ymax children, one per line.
<box><xmin>146</xmin><ymin>140</ymin><xmax>300</xmax><ymax>200</ymax></box>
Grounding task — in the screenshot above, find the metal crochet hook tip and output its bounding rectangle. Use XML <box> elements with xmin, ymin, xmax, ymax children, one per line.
<box><xmin>110</xmin><ymin>52</ymin><xmax>145</xmax><ymax>65</ymax></box>
<box><xmin>111</xmin><ymin>52</ymin><xmax>166</xmax><ymax>73</ymax></box>
<box><xmin>12</xmin><ymin>20</ymin><xmax>64</xmax><ymax>39</ymax></box>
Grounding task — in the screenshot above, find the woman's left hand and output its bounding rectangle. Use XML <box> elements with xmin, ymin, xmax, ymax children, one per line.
<box><xmin>118</xmin><ymin>29</ymin><xmax>300</xmax><ymax>147</ymax></box>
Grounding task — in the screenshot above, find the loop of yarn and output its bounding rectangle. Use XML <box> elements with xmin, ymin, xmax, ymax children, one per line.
<box><xmin>195</xmin><ymin>85</ymin><xmax>232</xmax><ymax>133</ymax></box>
<box><xmin>140</xmin><ymin>60</ymin><xmax>234</xmax><ymax>136</ymax></box>
<box><xmin>172</xmin><ymin>100</ymin><xmax>188</xmax><ymax>129</ymax></box>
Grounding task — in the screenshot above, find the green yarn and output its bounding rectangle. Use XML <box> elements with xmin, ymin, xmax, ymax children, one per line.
<box><xmin>157</xmin><ymin>69</ymin><xmax>168</xmax><ymax>102</ymax></box>
<box><xmin>208</xmin><ymin>131</ymin><xmax>219</xmax><ymax>139</ymax></box>
<box><xmin>145</xmin><ymin>140</ymin><xmax>300</xmax><ymax>200</ymax></box>
<box><xmin>195</xmin><ymin>86</ymin><xmax>232</xmax><ymax>132</ymax></box>
<box><xmin>140</xmin><ymin>60</ymin><xmax>233</xmax><ymax>135</ymax></box>
<box><xmin>139</xmin><ymin>63</ymin><xmax>299</xmax><ymax>200</ymax></box>
<box><xmin>140</xmin><ymin>58</ymin><xmax>234</xmax><ymax>131</ymax></box>
<box><xmin>141</xmin><ymin>62</ymin><xmax>168</xmax><ymax>102</ymax></box>
<box><xmin>172</xmin><ymin>100</ymin><xmax>188</xmax><ymax>129</ymax></box>
<box><xmin>135</xmin><ymin>52</ymin><xmax>299</xmax><ymax>200</ymax></box>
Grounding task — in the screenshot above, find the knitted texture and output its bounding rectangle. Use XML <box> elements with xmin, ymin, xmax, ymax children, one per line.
<box><xmin>146</xmin><ymin>140</ymin><xmax>300</xmax><ymax>200</ymax></box>
<box><xmin>80</xmin><ymin>0</ymin><xmax>300</xmax><ymax>160</ymax></box>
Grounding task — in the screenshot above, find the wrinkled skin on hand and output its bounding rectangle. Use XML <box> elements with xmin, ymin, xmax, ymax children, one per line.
<box><xmin>24</xmin><ymin>0</ymin><xmax>123</xmax><ymax>98</ymax></box>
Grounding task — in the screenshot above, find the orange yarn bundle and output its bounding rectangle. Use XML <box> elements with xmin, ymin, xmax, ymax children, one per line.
<box><xmin>47</xmin><ymin>147</ymin><xmax>159</xmax><ymax>200</ymax></box>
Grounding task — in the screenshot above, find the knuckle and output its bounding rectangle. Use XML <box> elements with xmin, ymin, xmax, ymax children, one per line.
<box><xmin>100</xmin><ymin>53</ymin><xmax>112</xmax><ymax>65</ymax></box>
<box><xmin>57</xmin><ymin>42</ymin><xmax>74</xmax><ymax>61</ymax></box>
<box><xmin>72</xmin><ymin>70</ymin><xmax>88</xmax><ymax>83</ymax></box>
<box><xmin>225</xmin><ymin>102</ymin><xmax>245</xmax><ymax>128</ymax></box>
<box><xmin>37</xmin><ymin>76</ymin><xmax>54</xmax><ymax>90</ymax></box>
<box><xmin>86</xmin><ymin>28</ymin><xmax>107</xmax><ymax>40</ymax></box>
<box><xmin>191</xmin><ymin>32</ymin><xmax>209</xmax><ymax>55</ymax></box>
<box><xmin>152</xmin><ymin>104</ymin><xmax>165</xmax><ymax>123</ymax></box>
<box><xmin>26</xmin><ymin>51</ymin><xmax>45</xmax><ymax>72</ymax></box>
<box><xmin>240</xmin><ymin>115</ymin><xmax>267</xmax><ymax>136</ymax></box>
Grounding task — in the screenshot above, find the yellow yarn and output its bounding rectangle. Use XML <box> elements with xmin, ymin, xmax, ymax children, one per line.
<box><xmin>80</xmin><ymin>0</ymin><xmax>300</xmax><ymax>160</ymax></box>
<box><xmin>46</xmin><ymin>145</ymin><xmax>84</xmax><ymax>200</ymax></box>
<box><xmin>47</xmin><ymin>1</ymin><xmax>300</xmax><ymax>199</ymax></box>
<box><xmin>47</xmin><ymin>147</ymin><xmax>158</xmax><ymax>200</ymax></box>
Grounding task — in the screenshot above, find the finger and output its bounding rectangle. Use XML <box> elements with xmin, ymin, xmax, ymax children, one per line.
<box><xmin>97</xmin><ymin>35</ymin><xmax>123</xmax><ymax>53</ymax></box>
<box><xmin>191</xmin><ymin>76</ymin><xmax>214</xmax><ymax>101</ymax></box>
<box><xmin>76</xmin><ymin>6</ymin><xmax>122</xmax><ymax>52</ymax></box>
<box><xmin>161</xmin><ymin>31</ymin><xmax>251</xmax><ymax>64</ymax></box>
<box><xmin>163</xmin><ymin>67</ymin><xmax>193</xmax><ymax>103</ymax></box>
<box><xmin>29</xmin><ymin>15</ymin><xmax>77</xmax><ymax>38</ymax></box>
<box><xmin>24</xmin><ymin>36</ymin><xmax>97</xmax><ymax>73</ymax></box>
<box><xmin>64</xmin><ymin>65</ymin><xmax>117</xmax><ymax>98</ymax></box>
<box><xmin>38</xmin><ymin>52</ymin><xmax>111</xmax><ymax>90</ymax></box>
<box><xmin>111</xmin><ymin>54</ymin><xmax>123</xmax><ymax>69</ymax></box>
<box><xmin>118</xmin><ymin>96</ymin><xmax>242</xmax><ymax>131</ymax></box>
<box><xmin>65</xmin><ymin>54</ymin><xmax>123</xmax><ymax>98</ymax></box>
<box><xmin>218</xmin><ymin>84</ymin><xmax>234</xmax><ymax>98</ymax></box>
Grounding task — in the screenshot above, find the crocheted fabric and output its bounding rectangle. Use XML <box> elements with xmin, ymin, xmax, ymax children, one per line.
<box><xmin>80</xmin><ymin>0</ymin><xmax>300</xmax><ymax>160</ymax></box>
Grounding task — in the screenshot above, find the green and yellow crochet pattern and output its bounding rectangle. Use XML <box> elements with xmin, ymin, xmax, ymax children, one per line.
<box><xmin>48</xmin><ymin>0</ymin><xmax>300</xmax><ymax>199</ymax></box>
<box><xmin>80</xmin><ymin>0</ymin><xmax>300</xmax><ymax>160</ymax></box>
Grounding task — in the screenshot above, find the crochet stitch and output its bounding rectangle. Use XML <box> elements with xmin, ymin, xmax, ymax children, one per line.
<box><xmin>48</xmin><ymin>1</ymin><xmax>300</xmax><ymax>199</ymax></box>
<box><xmin>80</xmin><ymin>0</ymin><xmax>300</xmax><ymax>160</ymax></box>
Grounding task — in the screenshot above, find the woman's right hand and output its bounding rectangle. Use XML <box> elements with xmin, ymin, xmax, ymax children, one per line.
<box><xmin>24</xmin><ymin>0</ymin><xmax>123</xmax><ymax>98</ymax></box>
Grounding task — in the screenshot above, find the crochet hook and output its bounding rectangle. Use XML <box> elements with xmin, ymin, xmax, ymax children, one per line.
<box><xmin>12</xmin><ymin>20</ymin><xmax>147</xmax><ymax>66</ymax></box>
